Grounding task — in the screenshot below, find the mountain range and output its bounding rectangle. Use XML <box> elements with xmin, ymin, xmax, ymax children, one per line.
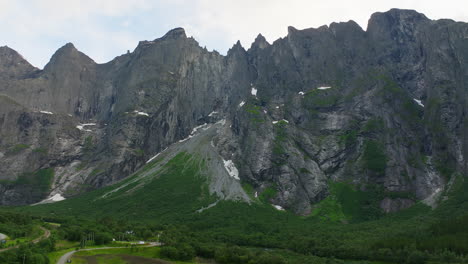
<box><xmin>1</xmin><ymin>8</ymin><xmax>468</xmax><ymax>217</ymax></box>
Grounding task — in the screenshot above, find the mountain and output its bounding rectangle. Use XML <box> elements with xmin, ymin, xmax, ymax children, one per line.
<box><xmin>1</xmin><ymin>9</ymin><xmax>468</xmax><ymax>217</ymax></box>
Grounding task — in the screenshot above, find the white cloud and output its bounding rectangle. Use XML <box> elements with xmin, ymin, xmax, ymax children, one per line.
<box><xmin>0</xmin><ymin>0</ymin><xmax>154</xmax><ymax>67</ymax></box>
<box><xmin>0</xmin><ymin>0</ymin><xmax>467</xmax><ymax>68</ymax></box>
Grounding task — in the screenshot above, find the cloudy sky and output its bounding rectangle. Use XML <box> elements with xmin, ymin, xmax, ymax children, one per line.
<box><xmin>1</xmin><ymin>0</ymin><xmax>467</xmax><ymax>68</ymax></box>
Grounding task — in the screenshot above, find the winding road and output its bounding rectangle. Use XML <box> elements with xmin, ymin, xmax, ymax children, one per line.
<box><xmin>0</xmin><ymin>226</ymin><xmax>50</xmax><ymax>253</ymax></box>
<box><xmin>57</xmin><ymin>243</ymin><xmax>160</xmax><ymax>264</ymax></box>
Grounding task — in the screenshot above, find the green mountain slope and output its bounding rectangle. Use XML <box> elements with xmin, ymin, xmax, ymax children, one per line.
<box><xmin>27</xmin><ymin>152</ymin><xmax>217</xmax><ymax>221</ymax></box>
<box><xmin>15</xmin><ymin>129</ymin><xmax>468</xmax><ymax>263</ymax></box>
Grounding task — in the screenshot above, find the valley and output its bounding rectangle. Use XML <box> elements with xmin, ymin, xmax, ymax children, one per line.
<box><xmin>0</xmin><ymin>7</ymin><xmax>468</xmax><ymax>264</ymax></box>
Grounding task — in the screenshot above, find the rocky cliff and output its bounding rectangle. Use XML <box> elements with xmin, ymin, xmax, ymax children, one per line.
<box><xmin>1</xmin><ymin>9</ymin><xmax>467</xmax><ymax>215</ymax></box>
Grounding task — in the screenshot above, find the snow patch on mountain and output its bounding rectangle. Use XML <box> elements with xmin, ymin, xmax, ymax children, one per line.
<box><xmin>76</xmin><ymin>123</ymin><xmax>96</xmax><ymax>132</ymax></box>
<box><xmin>134</xmin><ymin>110</ymin><xmax>149</xmax><ymax>116</ymax></box>
<box><xmin>251</xmin><ymin>87</ymin><xmax>257</xmax><ymax>96</ymax></box>
<box><xmin>414</xmin><ymin>99</ymin><xmax>424</xmax><ymax>107</ymax></box>
<box><xmin>272</xmin><ymin>204</ymin><xmax>285</xmax><ymax>211</ymax></box>
<box><xmin>223</xmin><ymin>159</ymin><xmax>240</xmax><ymax>180</ymax></box>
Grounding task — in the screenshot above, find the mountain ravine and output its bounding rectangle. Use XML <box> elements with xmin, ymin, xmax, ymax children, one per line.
<box><xmin>1</xmin><ymin>8</ymin><xmax>467</xmax><ymax>215</ymax></box>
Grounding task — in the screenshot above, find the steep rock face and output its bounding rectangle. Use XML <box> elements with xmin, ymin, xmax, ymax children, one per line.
<box><xmin>0</xmin><ymin>95</ymin><xmax>86</xmax><ymax>204</ymax></box>
<box><xmin>0</xmin><ymin>9</ymin><xmax>467</xmax><ymax>215</ymax></box>
<box><xmin>217</xmin><ymin>9</ymin><xmax>468</xmax><ymax>214</ymax></box>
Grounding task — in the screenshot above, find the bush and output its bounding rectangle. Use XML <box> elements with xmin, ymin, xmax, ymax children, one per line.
<box><xmin>256</xmin><ymin>253</ymin><xmax>286</xmax><ymax>264</ymax></box>
<box><xmin>406</xmin><ymin>250</ymin><xmax>427</xmax><ymax>264</ymax></box>
<box><xmin>160</xmin><ymin>246</ymin><xmax>179</xmax><ymax>260</ymax></box>
<box><xmin>94</xmin><ymin>232</ymin><xmax>112</xmax><ymax>245</ymax></box>
<box><xmin>363</xmin><ymin>140</ymin><xmax>387</xmax><ymax>175</ymax></box>
<box><xmin>195</xmin><ymin>243</ymin><xmax>216</xmax><ymax>258</ymax></box>
<box><xmin>177</xmin><ymin>243</ymin><xmax>195</xmax><ymax>261</ymax></box>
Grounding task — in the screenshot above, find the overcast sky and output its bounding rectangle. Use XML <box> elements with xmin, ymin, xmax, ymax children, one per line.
<box><xmin>1</xmin><ymin>0</ymin><xmax>467</xmax><ymax>68</ymax></box>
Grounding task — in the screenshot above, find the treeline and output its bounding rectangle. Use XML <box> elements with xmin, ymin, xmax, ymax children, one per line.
<box><xmin>53</xmin><ymin>216</ymin><xmax>163</xmax><ymax>246</ymax></box>
<box><xmin>0</xmin><ymin>211</ymin><xmax>54</xmax><ymax>264</ymax></box>
<box><xmin>0</xmin><ymin>238</ymin><xmax>55</xmax><ymax>264</ymax></box>
<box><xmin>4</xmin><ymin>196</ymin><xmax>468</xmax><ymax>264</ymax></box>
<box><xmin>153</xmin><ymin>201</ymin><xmax>468</xmax><ymax>264</ymax></box>
<box><xmin>0</xmin><ymin>211</ymin><xmax>35</xmax><ymax>240</ymax></box>
<box><xmin>158</xmin><ymin>225</ymin><xmax>341</xmax><ymax>264</ymax></box>
<box><xmin>368</xmin><ymin>214</ymin><xmax>468</xmax><ymax>263</ymax></box>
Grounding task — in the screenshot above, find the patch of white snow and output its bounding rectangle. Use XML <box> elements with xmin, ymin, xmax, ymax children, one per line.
<box><xmin>413</xmin><ymin>99</ymin><xmax>424</xmax><ymax>107</ymax></box>
<box><xmin>223</xmin><ymin>159</ymin><xmax>240</xmax><ymax>180</ymax></box>
<box><xmin>49</xmin><ymin>193</ymin><xmax>66</xmax><ymax>201</ymax></box>
<box><xmin>251</xmin><ymin>87</ymin><xmax>257</xmax><ymax>96</ymax></box>
<box><xmin>255</xmin><ymin>191</ymin><xmax>258</xmax><ymax>198</ymax></box>
<box><xmin>272</xmin><ymin>119</ymin><xmax>289</xmax><ymax>124</ymax></box>
<box><xmin>217</xmin><ymin>119</ymin><xmax>226</xmax><ymax>126</ymax></box>
<box><xmin>134</xmin><ymin>110</ymin><xmax>149</xmax><ymax>116</ymax></box>
<box><xmin>191</xmin><ymin>123</ymin><xmax>208</xmax><ymax>135</ymax></box>
<box><xmin>208</xmin><ymin>111</ymin><xmax>218</xmax><ymax>117</ymax></box>
<box><xmin>40</xmin><ymin>111</ymin><xmax>53</xmax><ymax>115</ymax></box>
<box><xmin>317</xmin><ymin>86</ymin><xmax>332</xmax><ymax>90</ymax></box>
<box><xmin>273</xmin><ymin>204</ymin><xmax>285</xmax><ymax>211</ymax></box>
<box><xmin>179</xmin><ymin>136</ymin><xmax>192</xmax><ymax>143</ymax></box>
<box><xmin>239</xmin><ymin>101</ymin><xmax>245</xmax><ymax>107</ymax></box>
<box><xmin>422</xmin><ymin>187</ymin><xmax>442</xmax><ymax>208</ymax></box>
<box><xmin>298</xmin><ymin>91</ymin><xmax>305</xmax><ymax>95</ymax></box>
<box><xmin>33</xmin><ymin>193</ymin><xmax>66</xmax><ymax>205</ymax></box>
<box><xmin>76</xmin><ymin>123</ymin><xmax>96</xmax><ymax>132</ymax></box>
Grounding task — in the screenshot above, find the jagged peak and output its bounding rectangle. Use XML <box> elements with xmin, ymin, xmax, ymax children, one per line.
<box><xmin>287</xmin><ymin>26</ymin><xmax>299</xmax><ymax>35</ymax></box>
<box><xmin>0</xmin><ymin>45</ymin><xmax>36</xmax><ymax>75</ymax></box>
<box><xmin>250</xmin><ymin>34</ymin><xmax>270</xmax><ymax>50</ymax></box>
<box><xmin>387</xmin><ymin>8</ymin><xmax>428</xmax><ymax>18</ymax></box>
<box><xmin>367</xmin><ymin>8</ymin><xmax>429</xmax><ymax>32</ymax></box>
<box><xmin>0</xmin><ymin>46</ymin><xmax>29</xmax><ymax>62</ymax></box>
<box><xmin>61</xmin><ymin>42</ymin><xmax>77</xmax><ymax>50</ymax></box>
<box><xmin>329</xmin><ymin>20</ymin><xmax>365</xmax><ymax>36</ymax></box>
<box><xmin>329</xmin><ymin>20</ymin><xmax>362</xmax><ymax>31</ymax></box>
<box><xmin>227</xmin><ymin>40</ymin><xmax>246</xmax><ymax>56</ymax></box>
<box><xmin>0</xmin><ymin>45</ymin><xmax>17</xmax><ymax>53</ymax></box>
<box><xmin>159</xmin><ymin>27</ymin><xmax>187</xmax><ymax>40</ymax></box>
<box><xmin>43</xmin><ymin>42</ymin><xmax>95</xmax><ymax>72</ymax></box>
<box><xmin>134</xmin><ymin>28</ymin><xmax>190</xmax><ymax>51</ymax></box>
<box><xmin>52</xmin><ymin>42</ymin><xmax>80</xmax><ymax>56</ymax></box>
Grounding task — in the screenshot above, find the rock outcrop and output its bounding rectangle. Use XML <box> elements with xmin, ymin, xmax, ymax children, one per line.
<box><xmin>0</xmin><ymin>9</ymin><xmax>467</xmax><ymax>215</ymax></box>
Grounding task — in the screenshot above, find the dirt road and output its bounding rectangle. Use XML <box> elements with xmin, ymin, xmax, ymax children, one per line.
<box><xmin>0</xmin><ymin>226</ymin><xmax>50</xmax><ymax>253</ymax></box>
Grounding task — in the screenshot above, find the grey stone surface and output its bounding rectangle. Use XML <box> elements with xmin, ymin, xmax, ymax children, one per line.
<box><xmin>0</xmin><ymin>9</ymin><xmax>467</xmax><ymax>214</ymax></box>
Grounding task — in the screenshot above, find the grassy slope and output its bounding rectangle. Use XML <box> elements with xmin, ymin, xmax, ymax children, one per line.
<box><xmin>71</xmin><ymin>247</ymin><xmax>194</xmax><ymax>264</ymax></box>
<box><xmin>25</xmin><ymin>152</ymin><xmax>217</xmax><ymax>222</ymax></box>
<box><xmin>13</xmin><ymin>149</ymin><xmax>468</xmax><ymax>263</ymax></box>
